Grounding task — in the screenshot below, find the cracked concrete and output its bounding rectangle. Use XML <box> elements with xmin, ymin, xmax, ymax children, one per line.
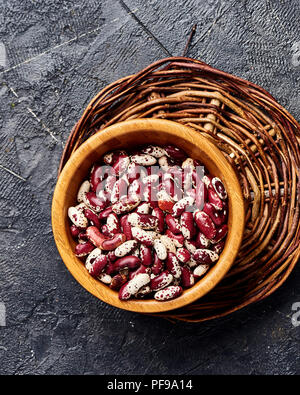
<box><xmin>0</xmin><ymin>0</ymin><xmax>300</xmax><ymax>375</ymax></box>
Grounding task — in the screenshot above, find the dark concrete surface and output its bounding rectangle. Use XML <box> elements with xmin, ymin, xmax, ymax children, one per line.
<box><xmin>0</xmin><ymin>0</ymin><xmax>300</xmax><ymax>375</ymax></box>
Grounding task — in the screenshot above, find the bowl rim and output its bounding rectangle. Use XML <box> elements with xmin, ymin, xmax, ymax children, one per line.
<box><xmin>52</xmin><ymin>119</ymin><xmax>245</xmax><ymax>313</ymax></box>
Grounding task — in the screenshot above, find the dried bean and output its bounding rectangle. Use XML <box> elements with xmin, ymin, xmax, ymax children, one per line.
<box><xmin>180</xmin><ymin>266</ymin><xmax>194</xmax><ymax>288</ymax></box>
<box><xmin>154</xmin><ymin>286</ymin><xmax>183</xmax><ymax>301</ymax></box>
<box><xmin>74</xmin><ymin>242</ymin><xmax>94</xmax><ymax>257</ymax></box>
<box><xmin>115</xmin><ymin>240</ymin><xmax>138</xmax><ymax>257</ymax></box>
<box><xmin>153</xmin><ymin>239</ymin><xmax>168</xmax><ymax>260</ymax></box>
<box><xmin>194</xmin><ymin>211</ymin><xmax>217</xmax><ymax>240</ymax></box>
<box><xmin>193</xmin><ymin>249</ymin><xmax>219</xmax><ymax>264</ymax></box>
<box><xmin>193</xmin><ymin>264</ymin><xmax>209</xmax><ymax>278</ymax></box>
<box><xmin>166</xmin><ymin>252</ymin><xmax>181</xmax><ymax>279</ymax></box>
<box><xmin>150</xmin><ymin>270</ymin><xmax>173</xmax><ymax>291</ymax></box>
<box><xmin>113</xmin><ymin>255</ymin><xmax>141</xmax><ymax>272</ymax></box>
<box><xmin>176</xmin><ymin>248</ymin><xmax>191</xmax><ymax>263</ymax></box>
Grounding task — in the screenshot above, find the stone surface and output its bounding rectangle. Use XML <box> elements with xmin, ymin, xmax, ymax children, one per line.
<box><xmin>0</xmin><ymin>0</ymin><xmax>300</xmax><ymax>375</ymax></box>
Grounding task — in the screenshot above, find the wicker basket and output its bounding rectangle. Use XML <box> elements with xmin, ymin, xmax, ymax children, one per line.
<box><xmin>58</xmin><ymin>57</ymin><xmax>300</xmax><ymax>322</ymax></box>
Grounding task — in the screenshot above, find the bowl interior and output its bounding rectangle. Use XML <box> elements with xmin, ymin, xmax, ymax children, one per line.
<box><xmin>52</xmin><ymin>119</ymin><xmax>244</xmax><ymax>313</ymax></box>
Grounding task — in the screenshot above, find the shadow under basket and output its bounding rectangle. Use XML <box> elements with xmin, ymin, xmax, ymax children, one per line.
<box><xmin>57</xmin><ymin>56</ymin><xmax>300</xmax><ymax>323</ymax></box>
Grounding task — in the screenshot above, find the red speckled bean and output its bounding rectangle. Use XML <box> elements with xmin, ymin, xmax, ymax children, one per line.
<box><xmin>152</xmin><ymin>207</ymin><xmax>165</xmax><ymax>233</ymax></box>
<box><xmin>101</xmin><ymin>233</ymin><xmax>126</xmax><ymax>251</ymax></box>
<box><xmin>113</xmin><ymin>255</ymin><xmax>141</xmax><ymax>272</ymax></box>
<box><xmin>129</xmin><ymin>265</ymin><xmax>151</xmax><ymax>280</ymax></box>
<box><xmin>86</xmin><ymin>226</ymin><xmax>108</xmax><ymax>248</ymax></box>
<box><xmin>98</xmin><ymin>206</ymin><xmax>113</xmax><ymax>221</ymax></box>
<box><xmin>112</xmin><ymin>154</ymin><xmax>130</xmax><ymax>176</ymax></box>
<box><xmin>157</xmin><ymin>190</ymin><xmax>175</xmax><ymax>213</ymax></box>
<box><xmin>107</xmin><ymin>250</ymin><xmax>118</xmax><ymax>262</ymax></box>
<box><xmin>115</xmin><ymin>240</ymin><xmax>138</xmax><ymax>257</ymax></box>
<box><xmin>166</xmin><ymin>252</ymin><xmax>181</xmax><ymax>279</ymax></box>
<box><xmin>203</xmin><ymin>202</ymin><xmax>226</xmax><ymax>226</ymax></box>
<box><xmin>118</xmin><ymin>283</ymin><xmax>131</xmax><ymax>300</ymax></box>
<box><xmin>128</xmin><ymin>213</ymin><xmax>158</xmax><ymax>230</ymax></box>
<box><xmin>211</xmin><ymin>177</ymin><xmax>227</xmax><ymax>200</ymax></box>
<box><xmin>172</xmin><ymin>196</ymin><xmax>194</xmax><ymax>217</ymax></box>
<box><xmin>208</xmin><ymin>188</ymin><xmax>223</xmax><ymax>210</ymax></box>
<box><xmin>165</xmin><ymin>214</ymin><xmax>181</xmax><ymax>234</ymax></box>
<box><xmin>111</xmin><ymin>178</ymin><xmax>128</xmax><ymax>204</ymax></box>
<box><xmin>83</xmin><ymin>191</ymin><xmax>108</xmax><ymax>212</ymax></box>
<box><xmin>140</xmin><ymin>244</ymin><xmax>153</xmax><ymax>266</ymax></box>
<box><xmin>150</xmin><ymin>270</ymin><xmax>173</xmax><ymax>291</ymax></box>
<box><xmin>195</xmin><ymin>232</ymin><xmax>210</xmax><ymax>249</ymax></box>
<box><xmin>212</xmin><ymin>224</ymin><xmax>228</xmax><ymax>244</ymax></box>
<box><xmin>193</xmin><ymin>249</ymin><xmax>219</xmax><ymax>264</ymax></box>
<box><xmin>106</xmin><ymin>213</ymin><xmax>121</xmax><ymax>236</ymax></box>
<box><xmin>184</xmin><ymin>239</ymin><xmax>198</xmax><ymax>254</ymax></box>
<box><xmin>103</xmin><ymin>150</ymin><xmax>126</xmax><ymax>165</ymax></box>
<box><xmin>120</xmin><ymin>215</ymin><xmax>133</xmax><ymax>240</ymax></box>
<box><xmin>151</xmin><ymin>253</ymin><xmax>164</xmax><ymax>275</ymax></box>
<box><xmin>141</xmin><ymin>145</ymin><xmax>166</xmax><ymax>158</ymax></box>
<box><xmin>194</xmin><ymin>211</ymin><xmax>217</xmax><ymax>240</ymax></box>
<box><xmin>110</xmin><ymin>273</ymin><xmax>128</xmax><ymax>290</ymax></box>
<box><xmin>86</xmin><ymin>254</ymin><xmax>108</xmax><ymax>277</ymax></box>
<box><xmin>84</xmin><ymin>208</ymin><xmax>101</xmax><ymax>228</ymax></box>
<box><xmin>166</xmin><ymin>229</ymin><xmax>184</xmax><ymax>247</ymax></box>
<box><xmin>74</xmin><ymin>242</ymin><xmax>95</xmax><ymax>257</ymax></box>
<box><xmin>164</xmin><ymin>145</ymin><xmax>187</xmax><ymax>161</ymax></box>
<box><xmin>101</xmin><ymin>224</ymin><xmax>110</xmax><ymax>238</ymax></box>
<box><xmin>70</xmin><ymin>224</ymin><xmax>81</xmax><ymax>239</ymax></box>
<box><xmin>112</xmin><ymin>196</ymin><xmax>141</xmax><ymax>214</ymax></box>
<box><xmin>180</xmin><ymin>266</ymin><xmax>194</xmax><ymax>288</ymax></box>
<box><xmin>90</xmin><ymin>163</ymin><xmax>109</xmax><ymax>192</ymax></box>
<box><xmin>193</xmin><ymin>264</ymin><xmax>209</xmax><ymax>278</ymax></box>
<box><xmin>131</xmin><ymin>227</ymin><xmax>157</xmax><ymax>247</ymax></box>
<box><xmin>135</xmin><ymin>202</ymin><xmax>150</xmax><ymax>214</ymax></box>
<box><xmin>212</xmin><ymin>240</ymin><xmax>225</xmax><ymax>254</ymax></box>
<box><xmin>195</xmin><ymin>181</ymin><xmax>207</xmax><ymax>210</ymax></box>
<box><xmin>176</xmin><ymin>248</ymin><xmax>191</xmax><ymax>263</ymax></box>
<box><xmin>180</xmin><ymin>212</ymin><xmax>196</xmax><ymax>240</ymax></box>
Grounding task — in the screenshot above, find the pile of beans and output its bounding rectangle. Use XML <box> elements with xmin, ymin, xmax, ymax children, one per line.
<box><xmin>68</xmin><ymin>144</ymin><xmax>228</xmax><ymax>301</ymax></box>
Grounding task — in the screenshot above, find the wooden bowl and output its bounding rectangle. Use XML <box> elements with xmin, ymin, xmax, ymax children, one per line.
<box><xmin>52</xmin><ymin>119</ymin><xmax>244</xmax><ymax>313</ymax></box>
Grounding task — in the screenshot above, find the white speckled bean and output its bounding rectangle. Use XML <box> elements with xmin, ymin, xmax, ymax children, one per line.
<box><xmin>77</xmin><ymin>180</ymin><xmax>90</xmax><ymax>203</ymax></box>
<box><xmin>186</xmin><ymin>257</ymin><xmax>198</xmax><ymax>268</ymax></box>
<box><xmin>154</xmin><ymin>285</ymin><xmax>183</xmax><ymax>301</ymax></box>
<box><xmin>112</xmin><ymin>197</ymin><xmax>141</xmax><ymax>214</ymax></box>
<box><xmin>172</xmin><ymin>196</ymin><xmax>195</xmax><ymax>217</ymax></box>
<box><xmin>85</xmin><ymin>248</ymin><xmax>102</xmax><ymax>270</ymax></box>
<box><xmin>131</xmin><ymin>227</ymin><xmax>158</xmax><ymax>247</ymax></box>
<box><xmin>98</xmin><ymin>273</ymin><xmax>112</xmax><ymax>284</ymax></box>
<box><xmin>153</xmin><ymin>239</ymin><xmax>167</xmax><ymax>261</ymax></box>
<box><xmin>131</xmin><ymin>154</ymin><xmax>157</xmax><ymax>166</ymax></box>
<box><xmin>68</xmin><ymin>206</ymin><xmax>88</xmax><ymax>228</ymax></box>
<box><xmin>181</xmin><ymin>158</ymin><xmax>195</xmax><ymax>169</ymax></box>
<box><xmin>160</xmin><ymin>235</ymin><xmax>177</xmax><ymax>254</ymax></box>
<box><xmin>126</xmin><ymin>273</ymin><xmax>151</xmax><ymax>295</ymax></box>
<box><xmin>136</xmin><ymin>202</ymin><xmax>151</xmax><ymax>214</ymax></box>
<box><xmin>184</xmin><ymin>240</ymin><xmax>197</xmax><ymax>254</ymax></box>
<box><xmin>142</xmin><ymin>145</ymin><xmax>166</xmax><ymax>158</ymax></box>
<box><xmin>158</xmin><ymin>155</ymin><xmax>170</xmax><ymax>171</ymax></box>
<box><xmin>114</xmin><ymin>240</ymin><xmax>138</xmax><ymax>257</ymax></box>
<box><xmin>193</xmin><ymin>264</ymin><xmax>209</xmax><ymax>278</ymax></box>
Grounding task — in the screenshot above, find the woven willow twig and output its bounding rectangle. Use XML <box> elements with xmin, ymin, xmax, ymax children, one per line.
<box><xmin>58</xmin><ymin>57</ymin><xmax>300</xmax><ymax>322</ymax></box>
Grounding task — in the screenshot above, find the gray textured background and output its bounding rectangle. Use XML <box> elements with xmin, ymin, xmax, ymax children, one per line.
<box><xmin>0</xmin><ymin>0</ymin><xmax>300</xmax><ymax>375</ymax></box>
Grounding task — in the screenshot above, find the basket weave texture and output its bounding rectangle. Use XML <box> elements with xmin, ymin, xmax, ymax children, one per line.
<box><xmin>58</xmin><ymin>57</ymin><xmax>300</xmax><ymax>322</ymax></box>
